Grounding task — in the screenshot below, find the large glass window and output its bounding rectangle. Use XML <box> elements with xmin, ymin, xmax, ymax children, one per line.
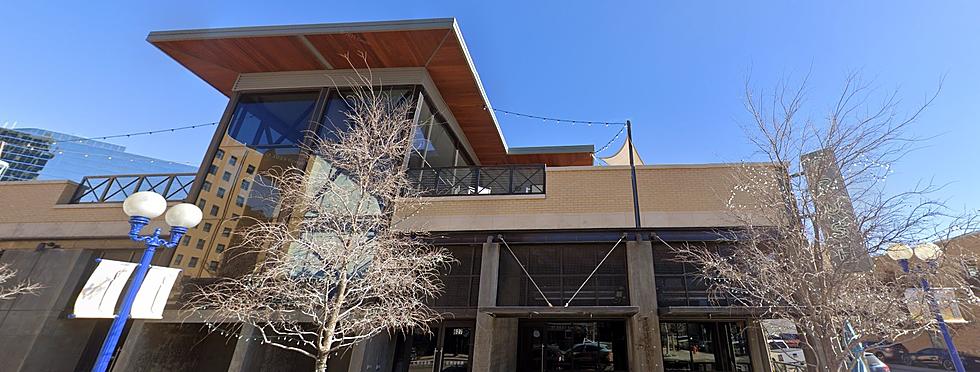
<box><xmin>408</xmin><ymin>97</ymin><xmax>472</xmax><ymax>169</ymax></box>
<box><xmin>226</xmin><ymin>92</ymin><xmax>319</xmax><ymax>148</ymax></box>
<box><xmin>661</xmin><ymin>322</ymin><xmax>752</xmax><ymax>372</ymax></box>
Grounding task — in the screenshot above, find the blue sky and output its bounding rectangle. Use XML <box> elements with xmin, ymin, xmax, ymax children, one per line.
<box><xmin>1</xmin><ymin>1</ymin><xmax>978</xmax><ymax>213</ymax></box>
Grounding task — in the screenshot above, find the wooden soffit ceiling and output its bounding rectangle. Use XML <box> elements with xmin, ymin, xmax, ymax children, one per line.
<box><xmin>147</xmin><ymin>18</ymin><xmax>593</xmax><ymax>166</ymax></box>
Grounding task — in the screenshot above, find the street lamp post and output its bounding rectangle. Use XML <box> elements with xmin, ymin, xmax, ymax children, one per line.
<box><xmin>886</xmin><ymin>243</ymin><xmax>966</xmax><ymax>372</ymax></box>
<box><xmin>91</xmin><ymin>191</ymin><xmax>202</xmax><ymax>372</ymax></box>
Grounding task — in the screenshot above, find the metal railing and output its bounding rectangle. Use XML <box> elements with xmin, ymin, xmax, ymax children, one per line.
<box><xmin>406</xmin><ymin>165</ymin><xmax>546</xmax><ymax>197</ymax></box>
<box><xmin>70</xmin><ymin>173</ymin><xmax>196</xmax><ymax>203</ymax></box>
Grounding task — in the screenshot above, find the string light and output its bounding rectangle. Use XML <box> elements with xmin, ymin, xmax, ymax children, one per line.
<box><xmin>489</xmin><ymin>107</ymin><xmax>625</xmax><ymax>127</ymax></box>
<box><xmin>0</xmin><ymin>141</ymin><xmax>197</xmax><ymax>166</ymax></box>
<box><xmin>47</xmin><ymin>122</ymin><xmax>219</xmax><ymax>146</ymax></box>
<box><xmin>595</xmin><ymin>124</ymin><xmax>627</xmax><ymax>154</ymax></box>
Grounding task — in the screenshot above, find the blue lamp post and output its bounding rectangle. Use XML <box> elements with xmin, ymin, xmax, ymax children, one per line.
<box><xmin>91</xmin><ymin>191</ymin><xmax>202</xmax><ymax>372</ymax></box>
<box><xmin>887</xmin><ymin>243</ymin><xmax>966</xmax><ymax>372</ymax></box>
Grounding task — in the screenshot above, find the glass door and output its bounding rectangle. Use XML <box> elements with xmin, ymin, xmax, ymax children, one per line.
<box><xmin>394</xmin><ymin>322</ymin><xmax>474</xmax><ymax>372</ymax></box>
<box><xmin>660</xmin><ymin>321</ymin><xmax>752</xmax><ymax>372</ymax></box>
<box><xmin>517</xmin><ymin>320</ymin><xmax>629</xmax><ymax>372</ymax></box>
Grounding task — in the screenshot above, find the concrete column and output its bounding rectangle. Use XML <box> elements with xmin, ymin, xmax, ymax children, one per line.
<box><xmin>627</xmin><ymin>239</ymin><xmax>664</xmax><ymax>372</ymax></box>
<box><xmin>225</xmin><ymin>325</ymin><xmax>258</xmax><ymax>372</ymax></box>
<box><xmin>747</xmin><ymin>320</ymin><xmax>771</xmax><ymax>372</ymax></box>
<box><xmin>472</xmin><ymin>240</ymin><xmax>517</xmax><ymax>372</ymax></box>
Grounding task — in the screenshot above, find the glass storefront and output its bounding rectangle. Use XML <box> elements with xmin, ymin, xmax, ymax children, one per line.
<box><xmin>392</xmin><ymin>322</ymin><xmax>475</xmax><ymax>372</ymax></box>
<box><xmin>660</xmin><ymin>322</ymin><xmax>752</xmax><ymax>372</ymax></box>
<box><xmin>517</xmin><ymin>320</ymin><xmax>629</xmax><ymax>372</ymax></box>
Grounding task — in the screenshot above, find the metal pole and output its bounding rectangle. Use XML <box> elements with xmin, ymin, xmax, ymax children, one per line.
<box><xmin>91</xmin><ymin>218</ymin><xmax>186</xmax><ymax>372</ymax></box>
<box><xmin>626</xmin><ymin>120</ymin><xmax>641</xmax><ymax>230</ymax></box>
<box><xmin>901</xmin><ymin>259</ymin><xmax>966</xmax><ymax>372</ymax></box>
<box><xmin>921</xmin><ymin>277</ymin><xmax>966</xmax><ymax>372</ymax></box>
<box><xmin>91</xmin><ymin>239</ymin><xmax>158</xmax><ymax>372</ymax></box>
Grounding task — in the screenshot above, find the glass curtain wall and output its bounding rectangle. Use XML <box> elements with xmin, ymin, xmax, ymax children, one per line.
<box><xmin>174</xmin><ymin>86</ymin><xmax>426</xmax><ymax>279</ymax></box>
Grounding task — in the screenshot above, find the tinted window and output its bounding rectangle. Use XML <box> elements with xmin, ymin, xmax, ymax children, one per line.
<box><xmin>227</xmin><ymin>92</ymin><xmax>319</xmax><ymax>148</ymax></box>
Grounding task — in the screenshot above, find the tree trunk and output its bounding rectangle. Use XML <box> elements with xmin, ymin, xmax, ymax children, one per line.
<box><xmin>315</xmin><ymin>353</ymin><xmax>329</xmax><ymax>372</ymax></box>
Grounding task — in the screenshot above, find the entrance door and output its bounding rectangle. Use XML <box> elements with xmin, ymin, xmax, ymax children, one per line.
<box><xmin>517</xmin><ymin>320</ymin><xmax>629</xmax><ymax>372</ymax></box>
<box><xmin>660</xmin><ymin>321</ymin><xmax>752</xmax><ymax>372</ymax></box>
<box><xmin>394</xmin><ymin>322</ymin><xmax>475</xmax><ymax>372</ymax></box>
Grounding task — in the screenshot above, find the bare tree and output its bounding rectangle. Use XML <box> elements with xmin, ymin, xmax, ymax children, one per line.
<box><xmin>668</xmin><ymin>73</ymin><xmax>980</xmax><ymax>372</ymax></box>
<box><xmin>0</xmin><ymin>263</ymin><xmax>40</xmax><ymax>301</ymax></box>
<box><xmin>186</xmin><ymin>76</ymin><xmax>452</xmax><ymax>372</ymax></box>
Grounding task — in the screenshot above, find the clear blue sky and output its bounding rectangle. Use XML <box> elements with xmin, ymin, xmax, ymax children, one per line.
<box><xmin>1</xmin><ymin>1</ymin><xmax>978</xmax><ymax>213</ymax></box>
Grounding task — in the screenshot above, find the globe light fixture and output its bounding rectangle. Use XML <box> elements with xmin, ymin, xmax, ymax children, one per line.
<box><xmin>913</xmin><ymin>242</ymin><xmax>942</xmax><ymax>261</ymax></box>
<box><xmin>122</xmin><ymin>191</ymin><xmax>168</xmax><ymax>219</ymax></box>
<box><xmin>165</xmin><ymin>203</ymin><xmax>204</xmax><ymax>228</ymax></box>
<box><xmin>886</xmin><ymin>243</ymin><xmax>914</xmax><ymax>261</ymax></box>
<box><xmin>887</xmin><ymin>240</ymin><xmax>964</xmax><ymax>372</ymax></box>
<box><xmin>91</xmin><ymin>192</ymin><xmax>202</xmax><ymax>372</ymax></box>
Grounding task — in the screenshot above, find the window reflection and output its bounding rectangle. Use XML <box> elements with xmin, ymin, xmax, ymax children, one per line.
<box><xmin>227</xmin><ymin>92</ymin><xmax>318</xmax><ymax>148</ymax></box>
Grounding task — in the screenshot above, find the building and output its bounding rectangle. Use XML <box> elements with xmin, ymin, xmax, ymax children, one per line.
<box><xmin>0</xmin><ymin>127</ymin><xmax>195</xmax><ymax>182</ymax></box>
<box><xmin>0</xmin><ymin>19</ymin><xmax>788</xmax><ymax>372</ymax></box>
<box><xmin>0</xmin><ymin>127</ymin><xmax>55</xmax><ymax>181</ymax></box>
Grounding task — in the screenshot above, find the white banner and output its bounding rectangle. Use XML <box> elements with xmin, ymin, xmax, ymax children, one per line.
<box><xmin>72</xmin><ymin>259</ymin><xmax>182</xmax><ymax>320</ymax></box>
<box><xmin>71</xmin><ymin>260</ymin><xmax>137</xmax><ymax>318</ymax></box>
<box><xmin>131</xmin><ymin>266</ymin><xmax>183</xmax><ymax>320</ymax></box>
<box><xmin>905</xmin><ymin>288</ymin><xmax>968</xmax><ymax>324</ymax></box>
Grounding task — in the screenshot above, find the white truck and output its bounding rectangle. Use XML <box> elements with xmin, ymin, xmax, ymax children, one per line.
<box><xmin>769</xmin><ymin>339</ymin><xmax>806</xmax><ymax>370</ymax></box>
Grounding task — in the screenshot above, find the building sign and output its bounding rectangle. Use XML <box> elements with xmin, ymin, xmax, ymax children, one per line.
<box><xmin>801</xmin><ymin>148</ymin><xmax>872</xmax><ymax>272</ymax></box>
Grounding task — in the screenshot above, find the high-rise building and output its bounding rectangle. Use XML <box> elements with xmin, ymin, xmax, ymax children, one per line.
<box><xmin>0</xmin><ymin>127</ymin><xmax>55</xmax><ymax>181</ymax></box>
<box><xmin>0</xmin><ymin>127</ymin><xmax>195</xmax><ymax>182</ymax></box>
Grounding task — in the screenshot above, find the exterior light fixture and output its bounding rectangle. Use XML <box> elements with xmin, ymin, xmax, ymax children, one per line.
<box><xmin>91</xmin><ymin>191</ymin><xmax>202</xmax><ymax>372</ymax></box>
<box><xmin>887</xmin><ymin>241</ymin><xmax>965</xmax><ymax>372</ymax></box>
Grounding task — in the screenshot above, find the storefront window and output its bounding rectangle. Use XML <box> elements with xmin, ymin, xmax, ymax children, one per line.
<box><xmin>661</xmin><ymin>322</ymin><xmax>752</xmax><ymax>372</ymax></box>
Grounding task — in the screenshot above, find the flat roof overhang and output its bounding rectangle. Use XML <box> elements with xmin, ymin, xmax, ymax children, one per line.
<box><xmin>147</xmin><ymin>18</ymin><xmax>594</xmax><ymax>166</ymax></box>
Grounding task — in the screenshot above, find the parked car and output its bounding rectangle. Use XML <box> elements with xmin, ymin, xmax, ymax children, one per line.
<box><xmin>905</xmin><ymin>348</ymin><xmax>980</xmax><ymax>371</ymax></box>
<box><xmin>863</xmin><ymin>353</ymin><xmax>891</xmax><ymax>372</ymax></box>
<box><xmin>860</xmin><ymin>340</ymin><xmax>909</xmax><ymax>362</ymax></box>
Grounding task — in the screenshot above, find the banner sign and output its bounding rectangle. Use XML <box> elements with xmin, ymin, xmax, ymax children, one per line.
<box><xmin>904</xmin><ymin>288</ymin><xmax>968</xmax><ymax>324</ymax></box>
<box><xmin>71</xmin><ymin>260</ymin><xmax>137</xmax><ymax>318</ymax></box>
<box><xmin>72</xmin><ymin>259</ymin><xmax>182</xmax><ymax>320</ymax></box>
<box><xmin>801</xmin><ymin>148</ymin><xmax>872</xmax><ymax>272</ymax></box>
<box><xmin>131</xmin><ymin>266</ymin><xmax>183</xmax><ymax>319</ymax></box>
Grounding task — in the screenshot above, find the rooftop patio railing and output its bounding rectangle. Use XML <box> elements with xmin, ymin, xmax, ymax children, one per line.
<box><xmin>70</xmin><ymin>173</ymin><xmax>196</xmax><ymax>203</ymax></box>
<box><xmin>406</xmin><ymin>165</ymin><xmax>546</xmax><ymax>197</ymax></box>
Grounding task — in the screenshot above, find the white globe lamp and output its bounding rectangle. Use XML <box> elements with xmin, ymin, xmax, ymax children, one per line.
<box><xmin>885</xmin><ymin>243</ymin><xmax>914</xmax><ymax>261</ymax></box>
<box><xmin>913</xmin><ymin>242</ymin><xmax>942</xmax><ymax>261</ymax></box>
<box><xmin>165</xmin><ymin>203</ymin><xmax>203</xmax><ymax>228</ymax></box>
<box><xmin>122</xmin><ymin>191</ymin><xmax>168</xmax><ymax>219</ymax></box>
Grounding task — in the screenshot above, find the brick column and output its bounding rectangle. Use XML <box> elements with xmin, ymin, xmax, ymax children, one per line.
<box><xmin>627</xmin><ymin>239</ymin><xmax>664</xmax><ymax>371</ymax></box>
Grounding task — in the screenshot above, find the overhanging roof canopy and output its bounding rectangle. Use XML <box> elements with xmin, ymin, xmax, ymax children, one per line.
<box><xmin>147</xmin><ymin>18</ymin><xmax>593</xmax><ymax>166</ymax></box>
